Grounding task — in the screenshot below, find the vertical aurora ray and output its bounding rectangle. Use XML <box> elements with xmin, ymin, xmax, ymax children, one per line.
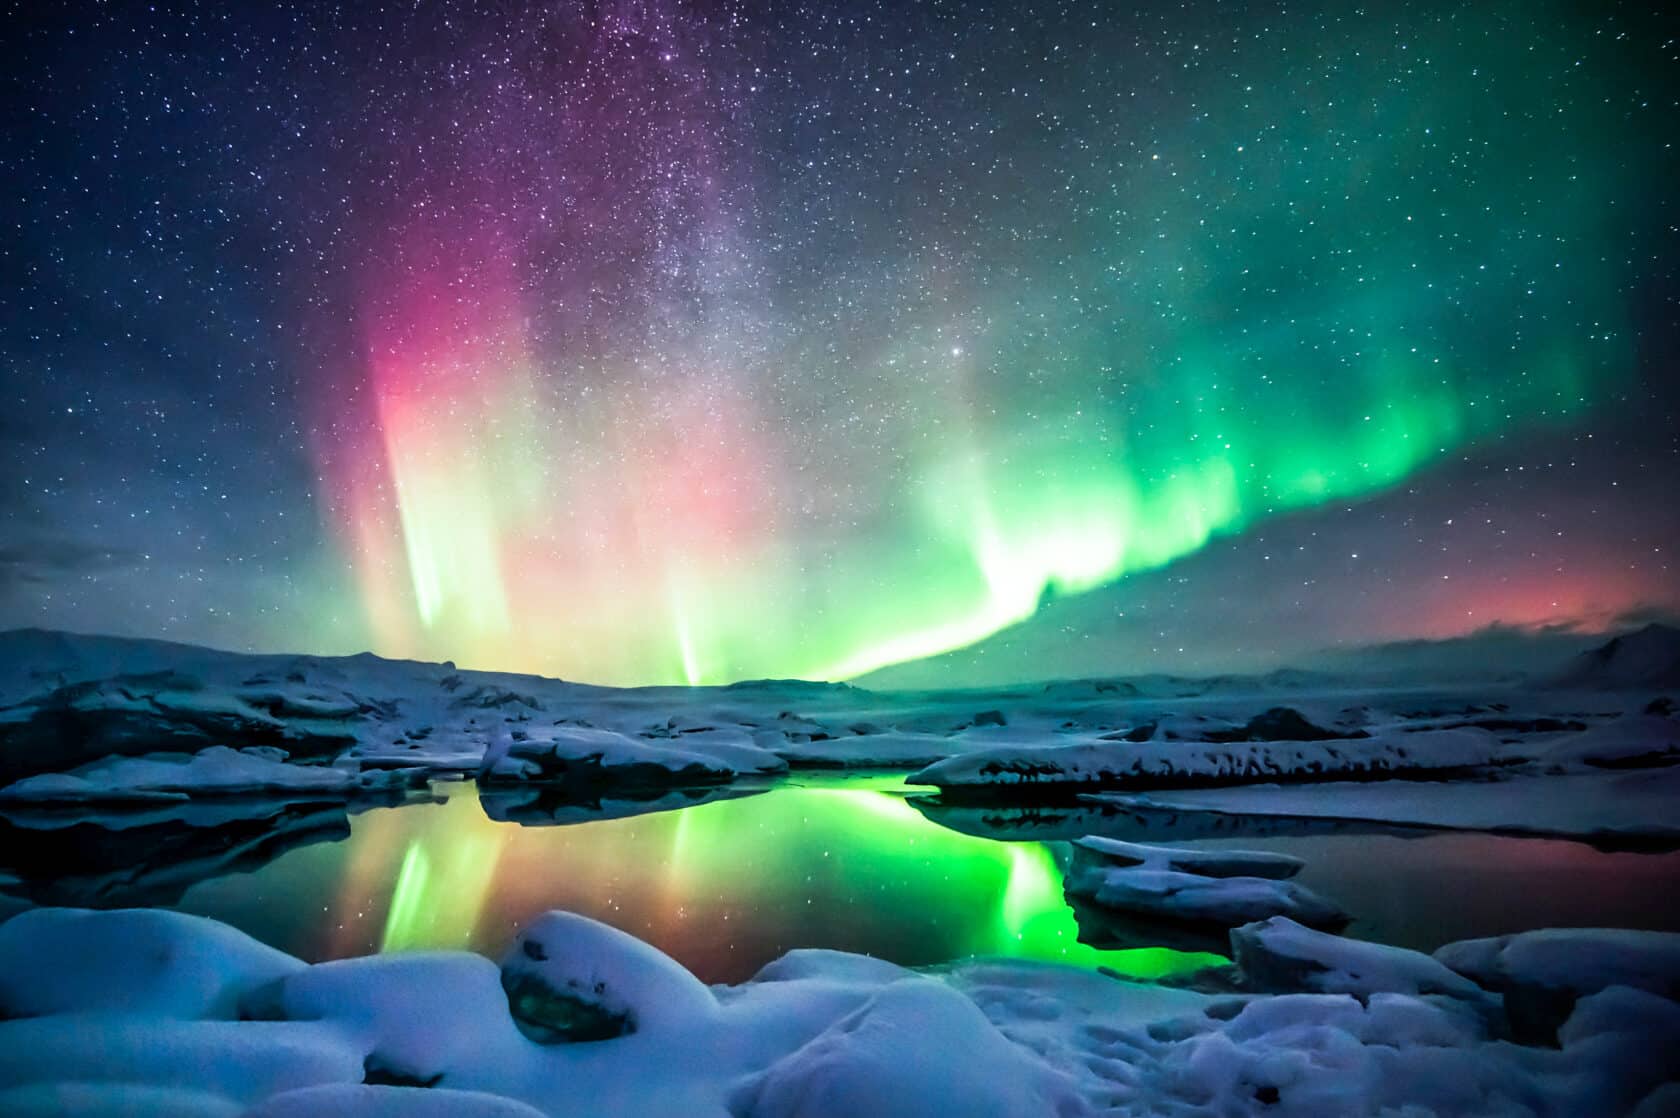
<box><xmin>305</xmin><ymin>0</ymin><xmax>1651</xmax><ymax>685</ymax></box>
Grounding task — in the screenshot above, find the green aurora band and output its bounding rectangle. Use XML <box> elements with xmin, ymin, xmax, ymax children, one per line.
<box><xmin>320</xmin><ymin>2</ymin><xmax>1645</xmax><ymax>686</ymax></box>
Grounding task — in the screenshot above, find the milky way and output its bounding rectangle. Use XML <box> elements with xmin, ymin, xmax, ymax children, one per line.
<box><xmin>3</xmin><ymin>1</ymin><xmax>1676</xmax><ymax>684</ymax></box>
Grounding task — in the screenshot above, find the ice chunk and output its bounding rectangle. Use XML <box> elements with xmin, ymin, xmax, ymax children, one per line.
<box><xmin>482</xmin><ymin>727</ymin><xmax>736</xmax><ymax>789</ymax></box>
<box><xmin>1436</xmin><ymin>927</ymin><xmax>1680</xmax><ymax>1043</ymax></box>
<box><xmin>1230</xmin><ymin>916</ymin><xmax>1492</xmax><ymax>1004</ymax></box>
<box><xmin>1072</xmin><ymin>835</ymin><xmax>1304</xmax><ymax>879</ymax></box>
<box><xmin>1066</xmin><ymin>866</ymin><xmax>1345</xmax><ymax>930</ymax></box>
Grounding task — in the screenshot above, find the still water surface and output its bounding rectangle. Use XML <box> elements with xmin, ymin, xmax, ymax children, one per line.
<box><xmin>7</xmin><ymin>773</ymin><xmax>1679</xmax><ymax>984</ymax></box>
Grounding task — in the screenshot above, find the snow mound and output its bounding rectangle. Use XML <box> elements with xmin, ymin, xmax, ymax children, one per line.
<box><xmin>248</xmin><ymin>951</ymin><xmax>525</xmax><ymax>1086</ymax></box>
<box><xmin>499</xmin><ymin>910</ymin><xmax>719</xmax><ymax>1042</ymax></box>
<box><xmin>0</xmin><ymin>1015</ymin><xmax>361</xmax><ymax>1106</ymax></box>
<box><xmin>730</xmin><ymin>979</ymin><xmax>1088</xmax><ymax>1118</ymax></box>
<box><xmin>1121</xmin><ymin>984</ymin><xmax>1680</xmax><ymax>1117</ymax></box>
<box><xmin>0</xmin><ymin>907</ymin><xmax>303</xmax><ymax>1020</ymax></box>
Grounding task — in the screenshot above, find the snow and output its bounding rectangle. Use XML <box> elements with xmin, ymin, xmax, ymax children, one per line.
<box><xmin>1435</xmin><ymin>928</ymin><xmax>1680</xmax><ymax>1041</ymax></box>
<box><xmin>0</xmin><ymin>746</ymin><xmax>360</xmax><ymax>803</ymax></box>
<box><xmin>1072</xmin><ymin>835</ymin><xmax>1305</xmax><ymax>879</ymax></box>
<box><xmin>907</xmin><ymin>728</ymin><xmax>1509</xmax><ymax>794</ymax></box>
<box><xmin>247</xmin><ymin>1084</ymin><xmax>550</xmax><ymax>1117</ymax></box>
<box><xmin>1110</xmin><ymin>984</ymin><xmax>1680</xmax><ymax>1117</ymax></box>
<box><xmin>0</xmin><ymin>1015</ymin><xmax>363</xmax><ymax>1105</ymax></box>
<box><xmin>246</xmin><ymin>951</ymin><xmax>526</xmax><ymax>1084</ymax></box>
<box><xmin>5</xmin><ymin>629</ymin><xmax>1680</xmax><ymax>1112</ymax></box>
<box><xmin>730</xmin><ymin>979</ymin><xmax>1088</xmax><ymax>1118</ymax></box>
<box><xmin>4</xmin><ymin>627</ymin><xmax>1669</xmax><ymax>817</ymax></box>
<box><xmin>1229</xmin><ymin>916</ymin><xmax>1494</xmax><ymax>1004</ymax></box>
<box><xmin>1064</xmin><ymin>836</ymin><xmax>1340</xmax><ymax>930</ymax></box>
<box><xmin>0</xmin><ymin>1080</ymin><xmax>244</xmax><ymax>1117</ymax></box>
<box><xmin>499</xmin><ymin>909</ymin><xmax>720</xmax><ymax>1040</ymax></box>
<box><xmin>1436</xmin><ymin>927</ymin><xmax>1680</xmax><ymax>1002</ymax></box>
<box><xmin>0</xmin><ymin>907</ymin><xmax>303</xmax><ymax>1020</ymax></box>
<box><xmin>482</xmin><ymin>726</ymin><xmax>741</xmax><ymax>789</ymax></box>
<box><xmin>1066</xmin><ymin>866</ymin><xmax>1346</xmax><ymax>930</ymax></box>
<box><xmin>1093</xmin><ymin>767</ymin><xmax>1680</xmax><ymax>843</ymax></box>
<box><xmin>1530</xmin><ymin>714</ymin><xmax>1679</xmax><ymax>769</ymax></box>
<box><xmin>1</xmin><ymin>905</ymin><xmax>1678</xmax><ymax>1117</ymax></box>
<box><xmin>771</xmin><ymin>730</ymin><xmax>958</xmax><ymax>769</ymax></box>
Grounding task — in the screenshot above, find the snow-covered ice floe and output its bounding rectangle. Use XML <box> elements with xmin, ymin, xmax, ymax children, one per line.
<box><xmin>4</xmin><ymin>627</ymin><xmax>1675</xmax><ymax>808</ymax></box>
<box><xmin>907</xmin><ymin>727</ymin><xmax>1512</xmax><ymax>798</ymax></box>
<box><xmin>1063</xmin><ymin>837</ymin><xmax>1346</xmax><ymax>935</ymax></box>
<box><xmin>0</xmin><ymin>746</ymin><xmax>417</xmax><ymax>805</ymax></box>
<box><xmin>1090</xmin><ymin>766</ymin><xmax>1680</xmax><ymax>846</ymax></box>
<box><xmin>2</xmin><ymin>906</ymin><xmax>1678</xmax><ymax>1117</ymax></box>
<box><xmin>478</xmin><ymin>725</ymin><xmax>755</xmax><ymax>791</ymax></box>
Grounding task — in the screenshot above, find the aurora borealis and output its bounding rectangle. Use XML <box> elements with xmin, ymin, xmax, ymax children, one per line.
<box><xmin>3</xmin><ymin>1</ymin><xmax>1676</xmax><ymax>685</ymax></box>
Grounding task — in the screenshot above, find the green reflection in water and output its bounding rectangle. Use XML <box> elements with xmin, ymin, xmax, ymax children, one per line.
<box><xmin>372</xmin><ymin>777</ymin><xmax>1223</xmax><ymax>981</ymax></box>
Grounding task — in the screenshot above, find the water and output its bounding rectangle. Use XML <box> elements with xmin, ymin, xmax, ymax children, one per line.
<box><xmin>2</xmin><ymin>773</ymin><xmax>1677</xmax><ymax>984</ymax></box>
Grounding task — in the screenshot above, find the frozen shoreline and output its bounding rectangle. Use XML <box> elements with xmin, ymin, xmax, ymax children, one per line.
<box><xmin>1</xmin><ymin>905</ymin><xmax>1676</xmax><ymax>1117</ymax></box>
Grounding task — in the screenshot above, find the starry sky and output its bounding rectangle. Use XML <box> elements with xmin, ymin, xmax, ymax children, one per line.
<box><xmin>2</xmin><ymin>0</ymin><xmax>1676</xmax><ymax>686</ymax></box>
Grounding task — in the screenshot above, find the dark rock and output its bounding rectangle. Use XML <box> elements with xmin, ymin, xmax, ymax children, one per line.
<box><xmin>501</xmin><ymin>969</ymin><xmax>633</xmax><ymax>1044</ymax></box>
<box><xmin>1206</xmin><ymin>707</ymin><xmax>1365</xmax><ymax>743</ymax></box>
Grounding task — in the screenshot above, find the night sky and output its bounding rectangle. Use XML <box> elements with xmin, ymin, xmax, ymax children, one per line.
<box><xmin>2</xmin><ymin>0</ymin><xmax>1676</xmax><ymax>686</ymax></box>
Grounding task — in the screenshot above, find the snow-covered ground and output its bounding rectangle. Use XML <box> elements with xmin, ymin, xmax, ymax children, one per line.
<box><xmin>3</xmin><ymin>628</ymin><xmax>1674</xmax><ymax>827</ymax></box>
<box><xmin>3</xmin><ymin>627</ymin><xmax>1679</xmax><ymax>1112</ymax></box>
<box><xmin>1092</xmin><ymin>768</ymin><xmax>1680</xmax><ymax>845</ymax></box>
<box><xmin>0</xmin><ymin>905</ymin><xmax>1676</xmax><ymax>1117</ymax></box>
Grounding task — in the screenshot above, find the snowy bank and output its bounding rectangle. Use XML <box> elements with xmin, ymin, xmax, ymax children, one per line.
<box><xmin>1090</xmin><ymin>767</ymin><xmax>1680</xmax><ymax>846</ymax></box>
<box><xmin>0</xmin><ymin>746</ymin><xmax>368</xmax><ymax>804</ymax></box>
<box><xmin>907</xmin><ymin>728</ymin><xmax>1510</xmax><ymax>798</ymax></box>
<box><xmin>1</xmin><ymin>906</ymin><xmax>1678</xmax><ymax>1116</ymax></box>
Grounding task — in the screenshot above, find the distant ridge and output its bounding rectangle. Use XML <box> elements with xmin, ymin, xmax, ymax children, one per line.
<box><xmin>1554</xmin><ymin>623</ymin><xmax>1680</xmax><ymax>690</ymax></box>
